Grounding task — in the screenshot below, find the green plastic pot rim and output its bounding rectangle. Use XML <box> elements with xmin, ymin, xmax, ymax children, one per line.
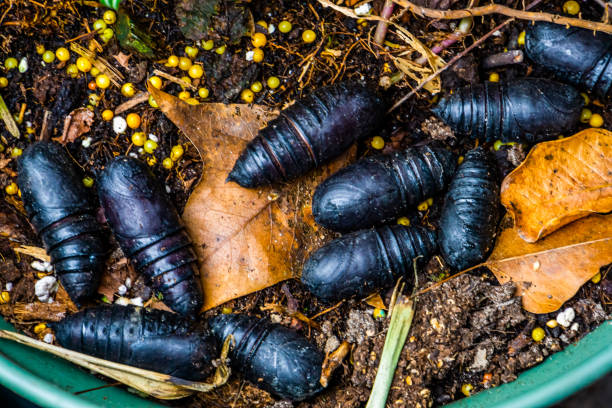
<box><xmin>0</xmin><ymin>319</ymin><xmax>610</xmax><ymax>407</ymax></box>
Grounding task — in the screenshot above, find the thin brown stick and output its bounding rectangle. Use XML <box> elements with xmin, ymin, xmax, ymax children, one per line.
<box><xmin>114</xmin><ymin>92</ymin><xmax>149</xmax><ymax>114</ymax></box>
<box><xmin>393</xmin><ymin>0</ymin><xmax>612</xmax><ymax>33</ymax></box>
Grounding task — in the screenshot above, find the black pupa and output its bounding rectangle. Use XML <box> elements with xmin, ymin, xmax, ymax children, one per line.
<box><xmin>432</xmin><ymin>78</ymin><xmax>583</xmax><ymax>143</ymax></box>
<box><xmin>53</xmin><ymin>305</ymin><xmax>218</xmax><ymax>380</ymax></box>
<box><xmin>17</xmin><ymin>141</ymin><xmax>108</xmax><ymax>305</ymax></box>
<box><xmin>97</xmin><ymin>157</ymin><xmax>203</xmax><ymax>316</ymax></box>
<box><xmin>228</xmin><ymin>82</ymin><xmax>384</xmax><ymax>187</ymax></box>
<box><xmin>301</xmin><ymin>225</ymin><xmax>437</xmax><ymax>302</ymax></box>
<box><xmin>525</xmin><ymin>22</ymin><xmax>612</xmax><ymax>100</ymax></box>
<box><xmin>438</xmin><ymin>147</ymin><xmax>500</xmax><ymax>270</ymax></box>
<box><xmin>209</xmin><ymin>314</ymin><xmax>324</xmax><ymax>401</ymax></box>
<box><xmin>313</xmin><ymin>146</ymin><xmax>456</xmax><ymax>232</ymax></box>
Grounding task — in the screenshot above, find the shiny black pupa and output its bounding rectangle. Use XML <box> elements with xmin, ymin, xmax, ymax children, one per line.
<box><xmin>438</xmin><ymin>147</ymin><xmax>500</xmax><ymax>270</ymax></box>
<box><xmin>432</xmin><ymin>78</ymin><xmax>583</xmax><ymax>143</ymax></box>
<box><xmin>228</xmin><ymin>82</ymin><xmax>384</xmax><ymax>188</ymax></box>
<box><xmin>313</xmin><ymin>146</ymin><xmax>456</xmax><ymax>232</ymax></box>
<box><xmin>97</xmin><ymin>157</ymin><xmax>203</xmax><ymax>316</ymax></box>
<box><xmin>53</xmin><ymin>305</ymin><xmax>217</xmax><ymax>380</ymax></box>
<box><xmin>302</xmin><ymin>225</ymin><xmax>437</xmax><ymax>302</ymax></box>
<box><xmin>17</xmin><ymin>141</ymin><xmax>108</xmax><ymax>305</ymax></box>
<box><xmin>209</xmin><ymin>314</ymin><xmax>324</xmax><ymax>401</ymax></box>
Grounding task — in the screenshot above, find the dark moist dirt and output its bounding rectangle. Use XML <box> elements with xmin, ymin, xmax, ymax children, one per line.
<box><xmin>0</xmin><ymin>0</ymin><xmax>611</xmax><ymax>407</ymax></box>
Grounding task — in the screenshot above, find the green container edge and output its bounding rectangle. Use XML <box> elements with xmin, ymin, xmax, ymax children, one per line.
<box><xmin>0</xmin><ymin>318</ymin><xmax>610</xmax><ymax>408</ymax></box>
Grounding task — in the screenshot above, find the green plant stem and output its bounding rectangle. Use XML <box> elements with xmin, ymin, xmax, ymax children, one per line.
<box><xmin>365</xmin><ymin>295</ymin><xmax>415</xmax><ymax>408</ymax></box>
<box><xmin>0</xmin><ymin>94</ymin><xmax>19</xmax><ymax>138</ymax></box>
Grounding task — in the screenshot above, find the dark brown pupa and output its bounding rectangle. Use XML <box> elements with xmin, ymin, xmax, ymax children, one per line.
<box><xmin>17</xmin><ymin>141</ymin><xmax>108</xmax><ymax>306</ymax></box>
<box><xmin>228</xmin><ymin>82</ymin><xmax>384</xmax><ymax>187</ymax></box>
<box><xmin>97</xmin><ymin>157</ymin><xmax>203</xmax><ymax>316</ymax></box>
<box><xmin>432</xmin><ymin>78</ymin><xmax>583</xmax><ymax>143</ymax></box>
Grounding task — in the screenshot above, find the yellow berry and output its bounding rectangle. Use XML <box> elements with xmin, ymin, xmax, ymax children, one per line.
<box><xmin>494</xmin><ymin>140</ymin><xmax>504</xmax><ymax>151</ymax></box>
<box><xmin>546</xmin><ymin>319</ymin><xmax>558</xmax><ymax>329</ymax></box>
<box><xmin>250</xmin><ymin>81</ymin><xmax>263</xmax><ymax>93</ymax></box>
<box><xmin>146</xmin><ymin>156</ymin><xmax>157</xmax><ymax>166</ymax></box>
<box><xmin>121</xmin><ymin>82</ymin><xmax>136</xmax><ymax>97</ymax></box>
<box><xmin>461</xmin><ymin>384</ymin><xmax>473</xmax><ymax>397</ymax></box>
<box><xmin>426</xmin><ymin>197</ymin><xmax>434</xmax><ymax>206</ymax></box>
<box><xmin>178</xmin><ymin>91</ymin><xmax>191</xmax><ymax>100</ymax></box>
<box><xmin>90</xmin><ymin>66</ymin><xmax>100</xmax><ymax>77</ymax></box>
<box><xmin>188</xmin><ymin>64</ymin><xmax>204</xmax><ymax>79</ymax></box>
<box><xmin>4</xmin><ymin>57</ymin><xmax>18</xmax><ymax>70</ymax></box>
<box><xmin>166</xmin><ymin>55</ymin><xmax>179</xmax><ymax>67</ymax></box>
<box><xmin>148</xmin><ymin>76</ymin><xmax>162</xmax><ymax>89</ymax></box>
<box><xmin>42</xmin><ymin>50</ymin><xmax>55</xmax><ymax>64</ymax></box>
<box><xmin>488</xmin><ymin>72</ymin><xmax>500</xmax><ymax>82</ymax></box>
<box><xmin>55</xmin><ymin>47</ymin><xmax>70</xmax><ymax>62</ymax></box>
<box><xmin>252</xmin><ymin>48</ymin><xmax>264</xmax><ymax>63</ymax></box>
<box><xmin>417</xmin><ymin>200</ymin><xmax>429</xmax><ymax>212</ymax></box>
<box><xmin>302</xmin><ymin>29</ymin><xmax>316</xmax><ymax>43</ymax></box>
<box><xmin>93</xmin><ymin>19</ymin><xmax>107</xmax><ymax>32</ymax></box>
<box><xmin>131</xmin><ymin>132</ymin><xmax>146</xmax><ymax>146</ymax></box>
<box><xmin>178</xmin><ymin>56</ymin><xmax>192</xmax><ymax>71</ymax></box>
<box><xmin>563</xmin><ymin>1</ymin><xmax>580</xmax><ymax>15</ymax></box>
<box><xmin>148</xmin><ymin>95</ymin><xmax>158</xmax><ymax>108</ymax></box>
<box><xmin>76</xmin><ymin>57</ymin><xmax>92</xmax><ymax>72</ymax></box>
<box><xmin>532</xmin><ymin>327</ymin><xmax>546</xmax><ymax>342</ymax></box>
<box><xmin>580</xmin><ymin>108</ymin><xmax>592</xmax><ymax>123</ymax></box>
<box><xmin>0</xmin><ymin>77</ymin><xmax>8</xmax><ymax>88</ymax></box>
<box><xmin>241</xmin><ymin>89</ymin><xmax>254</xmax><ymax>103</ymax></box>
<box><xmin>267</xmin><ymin>76</ymin><xmax>280</xmax><ymax>89</ymax></box>
<box><xmin>202</xmin><ymin>39</ymin><xmax>214</xmax><ymax>50</ymax></box>
<box><xmin>99</xmin><ymin>28</ymin><xmax>114</xmax><ymax>43</ymax></box>
<box><xmin>82</xmin><ymin>177</ymin><xmax>94</xmax><ymax>188</ymax></box>
<box><xmin>591</xmin><ymin>272</ymin><xmax>602</xmax><ymax>284</ymax></box>
<box><xmin>5</xmin><ymin>182</ymin><xmax>18</xmax><ymax>195</ymax></box>
<box><xmin>215</xmin><ymin>45</ymin><xmax>226</xmax><ymax>55</ymax></box>
<box><xmin>66</xmin><ymin>64</ymin><xmax>79</xmax><ymax>78</ymax></box>
<box><xmin>589</xmin><ymin>113</ymin><xmax>604</xmax><ymax>128</ymax></box>
<box><xmin>397</xmin><ymin>217</ymin><xmax>410</xmax><ymax>226</ymax></box>
<box><xmin>170</xmin><ymin>145</ymin><xmax>184</xmax><ymax>161</ymax></box>
<box><xmin>95</xmin><ymin>73</ymin><xmax>110</xmax><ymax>89</ymax></box>
<box><xmin>36</xmin><ymin>44</ymin><xmax>46</xmax><ymax>55</ymax></box>
<box><xmin>180</xmin><ymin>76</ymin><xmax>192</xmax><ymax>86</ymax></box>
<box><xmin>10</xmin><ymin>147</ymin><xmax>22</xmax><ymax>158</ymax></box>
<box><xmin>103</xmin><ymin>10</ymin><xmax>117</xmax><ymax>25</ymax></box>
<box><xmin>185</xmin><ymin>45</ymin><xmax>199</xmax><ymax>59</ymax></box>
<box><xmin>580</xmin><ymin>92</ymin><xmax>589</xmax><ymax>105</ymax></box>
<box><xmin>162</xmin><ymin>157</ymin><xmax>173</xmax><ymax>169</ymax></box>
<box><xmin>144</xmin><ymin>139</ymin><xmax>158</xmax><ymax>154</ymax></box>
<box><xmin>185</xmin><ymin>97</ymin><xmax>199</xmax><ymax>105</ymax></box>
<box><xmin>222</xmin><ymin>307</ymin><xmax>233</xmax><ymax>314</ymax></box>
<box><xmin>126</xmin><ymin>113</ymin><xmax>141</xmax><ymax>129</ymax></box>
<box><xmin>102</xmin><ymin>109</ymin><xmax>114</xmax><ymax>121</ymax></box>
<box><xmin>0</xmin><ymin>291</ymin><xmax>9</xmax><ymax>304</ymax></box>
<box><xmin>371</xmin><ymin>136</ymin><xmax>384</xmax><ymax>150</ymax></box>
<box><xmin>252</xmin><ymin>32</ymin><xmax>267</xmax><ymax>48</ymax></box>
<box><xmin>33</xmin><ymin>323</ymin><xmax>47</xmax><ymax>334</ymax></box>
<box><xmin>198</xmin><ymin>87</ymin><xmax>209</xmax><ymax>99</ymax></box>
<box><xmin>458</xmin><ymin>156</ymin><xmax>464</xmax><ymax>164</ymax></box>
<box><xmin>517</xmin><ymin>31</ymin><xmax>526</xmax><ymax>46</ymax></box>
<box><xmin>279</xmin><ymin>20</ymin><xmax>292</xmax><ymax>33</ymax></box>
<box><xmin>256</xmin><ymin>20</ymin><xmax>268</xmax><ymax>29</ymax></box>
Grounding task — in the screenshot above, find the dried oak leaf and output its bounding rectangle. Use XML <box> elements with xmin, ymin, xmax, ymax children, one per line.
<box><xmin>55</xmin><ymin>108</ymin><xmax>94</xmax><ymax>145</ymax></box>
<box><xmin>501</xmin><ymin>128</ymin><xmax>612</xmax><ymax>243</ymax></box>
<box><xmin>487</xmin><ymin>214</ymin><xmax>612</xmax><ymax>314</ymax></box>
<box><xmin>149</xmin><ymin>86</ymin><xmax>353</xmax><ymax>310</ymax></box>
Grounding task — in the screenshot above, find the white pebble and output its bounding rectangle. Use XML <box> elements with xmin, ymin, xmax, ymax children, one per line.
<box><xmin>125</xmin><ymin>277</ymin><xmax>132</xmax><ymax>289</ymax></box>
<box><xmin>31</xmin><ymin>260</ymin><xmax>47</xmax><ymax>272</ymax></box>
<box><xmin>117</xmin><ymin>284</ymin><xmax>127</xmax><ymax>296</ymax></box>
<box><xmin>556</xmin><ymin>307</ymin><xmax>575</xmax><ymax>328</ymax></box>
<box><xmin>81</xmin><ymin>137</ymin><xmax>92</xmax><ymax>148</ymax></box>
<box><xmin>570</xmin><ymin>322</ymin><xmax>579</xmax><ymax>331</ymax></box>
<box><xmin>44</xmin><ymin>262</ymin><xmax>53</xmax><ymax>272</ymax></box>
<box><xmin>165</xmin><ymin>185</ymin><xmax>171</xmax><ymax>193</ymax></box>
<box><xmin>25</xmin><ymin>121</ymin><xmax>32</xmax><ymax>128</ymax></box>
<box><xmin>137</xmin><ymin>148</ymin><xmax>144</xmax><ymax>155</ymax></box>
<box><xmin>131</xmin><ymin>297</ymin><xmax>143</xmax><ymax>307</ymax></box>
<box><xmin>43</xmin><ymin>333</ymin><xmax>54</xmax><ymax>344</ymax></box>
<box><xmin>354</xmin><ymin>2</ymin><xmax>372</xmax><ymax>16</ymax></box>
<box><xmin>128</xmin><ymin>152</ymin><xmax>138</xmax><ymax>158</ymax></box>
<box><xmin>115</xmin><ymin>297</ymin><xmax>130</xmax><ymax>306</ymax></box>
<box><xmin>5</xmin><ymin>282</ymin><xmax>13</xmax><ymax>292</ymax></box>
<box><xmin>35</xmin><ymin>276</ymin><xmax>57</xmax><ymax>303</ymax></box>
<box><xmin>113</xmin><ymin>116</ymin><xmax>128</xmax><ymax>134</ymax></box>
<box><xmin>18</xmin><ymin>57</ymin><xmax>28</xmax><ymax>73</ymax></box>
<box><xmin>267</xmin><ymin>24</ymin><xmax>276</xmax><ymax>34</ymax></box>
<box><xmin>148</xmin><ymin>134</ymin><xmax>159</xmax><ymax>142</ymax></box>
<box><xmin>245</xmin><ymin>50</ymin><xmax>254</xmax><ymax>61</ymax></box>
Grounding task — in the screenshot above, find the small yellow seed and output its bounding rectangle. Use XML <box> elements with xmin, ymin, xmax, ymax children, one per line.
<box><xmin>580</xmin><ymin>92</ymin><xmax>590</xmax><ymax>105</ymax></box>
<box><xmin>241</xmin><ymin>89</ymin><xmax>254</xmax><ymax>103</ymax></box>
<box><xmin>184</xmin><ymin>45</ymin><xmax>199</xmax><ymax>59</ymax></box>
<box><xmin>121</xmin><ymin>82</ymin><xmax>136</xmax><ymax>97</ymax></box>
<box><xmin>532</xmin><ymin>327</ymin><xmax>546</xmax><ymax>342</ymax></box>
<box><xmin>397</xmin><ymin>217</ymin><xmax>410</xmax><ymax>226</ymax></box>
<box><xmin>131</xmin><ymin>132</ymin><xmax>146</xmax><ymax>146</ymax></box>
<box><xmin>34</xmin><ymin>323</ymin><xmax>47</xmax><ymax>334</ymax></box>
<box><xmin>426</xmin><ymin>197</ymin><xmax>433</xmax><ymax>206</ymax></box>
<box><xmin>371</xmin><ymin>136</ymin><xmax>384</xmax><ymax>150</ymax></box>
<box><xmin>66</xmin><ymin>64</ymin><xmax>79</xmax><ymax>78</ymax></box>
<box><xmin>102</xmin><ymin>109</ymin><xmax>114</xmax><ymax>121</ymax></box>
<box><xmin>202</xmin><ymin>39</ymin><xmax>214</xmax><ymax>51</ymax></box>
<box><xmin>170</xmin><ymin>145</ymin><xmax>184</xmax><ymax>161</ymax></box>
<box><xmin>146</xmin><ymin>156</ymin><xmax>157</xmax><ymax>166</ymax></box>
<box><xmin>144</xmin><ymin>139</ymin><xmax>158</xmax><ymax>154</ymax></box>
<box><xmin>215</xmin><ymin>45</ymin><xmax>227</xmax><ymax>55</ymax></box>
<box><xmin>0</xmin><ymin>291</ymin><xmax>9</xmax><ymax>303</ymax></box>
<box><xmin>10</xmin><ymin>147</ymin><xmax>23</xmax><ymax>158</ymax></box>
<box><xmin>256</xmin><ymin>20</ymin><xmax>268</xmax><ymax>29</ymax></box>
<box><xmin>488</xmin><ymin>72</ymin><xmax>500</xmax><ymax>82</ymax></box>
<box><xmin>185</xmin><ymin>97</ymin><xmax>199</xmax><ymax>105</ymax></box>
<box><xmin>5</xmin><ymin>182</ymin><xmax>19</xmax><ymax>195</ymax></box>
<box><xmin>55</xmin><ymin>47</ymin><xmax>70</xmax><ymax>62</ymax></box>
<box><xmin>148</xmin><ymin>95</ymin><xmax>158</xmax><ymax>108</ymax></box>
<box><xmin>461</xmin><ymin>383</ymin><xmax>473</xmax><ymax>397</ymax></box>
<box><xmin>148</xmin><ymin>76</ymin><xmax>162</xmax><ymax>89</ymax></box>
<box><xmin>90</xmin><ymin>67</ymin><xmax>100</xmax><ymax>77</ymax></box>
<box><xmin>82</xmin><ymin>177</ymin><xmax>94</xmax><ymax>188</ymax></box>
<box><xmin>563</xmin><ymin>1</ymin><xmax>580</xmax><ymax>15</ymax></box>
<box><xmin>458</xmin><ymin>156</ymin><xmax>464</xmax><ymax>164</ymax></box>
<box><xmin>589</xmin><ymin>113</ymin><xmax>604</xmax><ymax>128</ymax></box>
<box><xmin>580</xmin><ymin>108</ymin><xmax>592</xmax><ymax>123</ymax></box>
<box><xmin>162</xmin><ymin>157</ymin><xmax>173</xmax><ymax>169</ymax></box>
<box><xmin>372</xmin><ymin>308</ymin><xmax>386</xmax><ymax>319</ymax></box>
<box><xmin>76</xmin><ymin>57</ymin><xmax>92</xmax><ymax>72</ymax></box>
<box><xmin>103</xmin><ymin>10</ymin><xmax>117</xmax><ymax>25</ymax></box>
<box><xmin>252</xmin><ymin>32</ymin><xmax>267</xmax><ymax>48</ymax></box>
<box><xmin>250</xmin><ymin>81</ymin><xmax>263</xmax><ymax>93</ymax></box>
<box><xmin>517</xmin><ymin>31</ymin><xmax>526</xmax><ymax>46</ymax></box>
<box><xmin>493</xmin><ymin>140</ymin><xmax>504</xmax><ymax>151</ymax></box>
<box><xmin>267</xmin><ymin>76</ymin><xmax>280</xmax><ymax>89</ymax></box>
<box><xmin>302</xmin><ymin>29</ymin><xmax>316</xmax><ymax>44</ymax></box>
<box><xmin>222</xmin><ymin>307</ymin><xmax>233</xmax><ymax>314</ymax></box>
<box><xmin>279</xmin><ymin>21</ymin><xmax>292</xmax><ymax>33</ymax></box>
<box><xmin>591</xmin><ymin>272</ymin><xmax>601</xmax><ymax>284</ymax></box>
<box><xmin>188</xmin><ymin>64</ymin><xmax>204</xmax><ymax>79</ymax></box>
<box><xmin>0</xmin><ymin>77</ymin><xmax>7</xmax><ymax>88</ymax></box>
<box><xmin>546</xmin><ymin>319</ymin><xmax>558</xmax><ymax>329</ymax></box>
<box><xmin>36</xmin><ymin>44</ymin><xmax>46</xmax><ymax>55</ymax></box>
<box><xmin>198</xmin><ymin>87</ymin><xmax>209</xmax><ymax>99</ymax></box>
<box><xmin>166</xmin><ymin>55</ymin><xmax>179</xmax><ymax>68</ymax></box>
<box><xmin>42</xmin><ymin>50</ymin><xmax>55</xmax><ymax>64</ymax></box>
<box><xmin>95</xmin><ymin>74</ymin><xmax>110</xmax><ymax>89</ymax></box>
<box><xmin>178</xmin><ymin>56</ymin><xmax>192</xmax><ymax>71</ymax></box>
<box><xmin>417</xmin><ymin>200</ymin><xmax>429</xmax><ymax>212</ymax></box>
<box><xmin>126</xmin><ymin>113</ymin><xmax>141</xmax><ymax>129</ymax></box>
<box><xmin>180</xmin><ymin>76</ymin><xmax>192</xmax><ymax>86</ymax></box>
<box><xmin>178</xmin><ymin>91</ymin><xmax>191</xmax><ymax>100</ymax></box>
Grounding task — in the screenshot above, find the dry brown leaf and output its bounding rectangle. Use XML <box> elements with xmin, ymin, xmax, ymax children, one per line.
<box><xmin>113</xmin><ymin>52</ymin><xmax>131</xmax><ymax>69</ymax></box>
<box><xmin>149</xmin><ymin>86</ymin><xmax>353</xmax><ymax>310</ymax></box>
<box><xmin>56</xmin><ymin>108</ymin><xmax>95</xmax><ymax>145</ymax></box>
<box><xmin>320</xmin><ymin>341</ymin><xmax>350</xmax><ymax>387</ymax></box>
<box><xmin>487</xmin><ymin>214</ymin><xmax>612</xmax><ymax>314</ymax></box>
<box><xmin>501</xmin><ymin>128</ymin><xmax>612</xmax><ymax>243</ymax></box>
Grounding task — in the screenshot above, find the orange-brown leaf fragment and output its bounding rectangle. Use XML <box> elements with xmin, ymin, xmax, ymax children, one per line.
<box><xmin>487</xmin><ymin>214</ymin><xmax>612</xmax><ymax>314</ymax></box>
<box><xmin>501</xmin><ymin>128</ymin><xmax>612</xmax><ymax>242</ymax></box>
<box><xmin>56</xmin><ymin>108</ymin><xmax>95</xmax><ymax>145</ymax></box>
<box><xmin>150</xmin><ymin>86</ymin><xmax>352</xmax><ymax>311</ymax></box>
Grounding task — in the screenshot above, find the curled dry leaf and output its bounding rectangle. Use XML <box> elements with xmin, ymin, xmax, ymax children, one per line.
<box><xmin>320</xmin><ymin>341</ymin><xmax>350</xmax><ymax>387</ymax></box>
<box><xmin>487</xmin><ymin>214</ymin><xmax>612</xmax><ymax>314</ymax></box>
<box><xmin>57</xmin><ymin>107</ymin><xmax>95</xmax><ymax>145</ymax></box>
<box><xmin>501</xmin><ymin>128</ymin><xmax>612</xmax><ymax>242</ymax></box>
<box><xmin>149</xmin><ymin>86</ymin><xmax>354</xmax><ymax>310</ymax></box>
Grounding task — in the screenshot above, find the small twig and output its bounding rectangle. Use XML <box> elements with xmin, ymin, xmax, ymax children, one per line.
<box><xmin>374</xmin><ymin>0</ymin><xmax>395</xmax><ymax>44</ymax></box>
<box><xmin>393</xmin><ymin>0</ymin><xmax>612</xmax><ymax>33</ymax></box>
<box><xmin>482</xmin><ymin>49</ymin><xmax>524</xmax><ymax>69</ymax></box>
<box><xmin>152</xmin><ymin>69</ymin><xmax>196</xmax><ymax>91</ymax></box>
<box><xmin>114</xmin><ymin>92</ymin><xmax>149</xmax><ymax>114</ymax></box>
